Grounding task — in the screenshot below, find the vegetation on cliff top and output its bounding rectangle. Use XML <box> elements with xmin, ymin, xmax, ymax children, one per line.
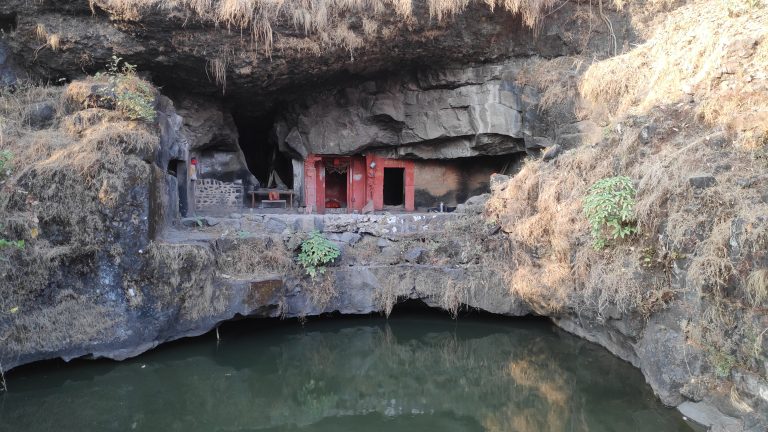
<box><xmin>485</xmin><ymin>0</ymin><xmax>768</xmax><ymax>402</ymax></box>
<box><xmin>0</xmin><ymin>66</ymin><xmax>160</xmax><ymax>361</ymax></box>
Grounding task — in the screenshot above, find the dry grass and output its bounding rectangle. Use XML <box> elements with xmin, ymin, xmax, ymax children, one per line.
<box><xmin>1</xmin><ymin>294</ymin><xmax>121</xmax><ymax>354</ymax></box>
<box><xmin>746</xmin><ymin>268</ymin><xmax>768</xmax><ymax>307</ymax></box>
<box><xmin>47</xmin><ymin>34</ymin><xmax>61</xmax><ymax>51</ymax></box>
<box><xmin>207</xmin><ymin>57</ymin><xmax>228</xmax><ymax>94</ymax></box>
<box><xmin>369</xmin><ymin>217</ymin><xmax>515</xmax><ymax>317</ymax></box>
<box><xmin>304</xmin><ymin>272</ymin><xmax>337</xmax><ymax>312</ymax></box>
<box><xmin>215</xmin><ymin>236</ymin><xmax>297</xmax><ymax>278</ymax></box>
<box><xmin>487</xmin><ymin>100</ymin><xmax>768</xmax><ymax>317</ymax></box>
<box><xmin>147</xmin><ymin>242</ymin><xmax>228</xmax><ymax>321</ymax></box>
<box><xmin>580</xmin><ymin>0</ymin><xmax>768</xmax><ymax>147</ymax></box>
<box><xmin>33</xmin><ymin>23</ymin><xmax>62</xmax><ymax>53</ymax></box>
<box><xmin>486</xmin><ymin>2</ymin><xmax>768</xmax><ymax>319</ymax></box>
<box><xmin>93</xmin><ymin>0</ymin><xmax>561</xmax><ymax>56</ymax></box>
<box><xmin>373</xmin><ymin>269</ymin><xmax>402</xmax><ymax>317</ymax></box>
<box><xmin>213</xmin><ymin>234</ymin><xmax>337</xmax><ymax>313</ymax></box>
<box><xmin>0</xmin><ymin>78</ymin><xmax>167</xmax><ymax>361</ymax></box>
<box><xmin>515</xmin><ymin>56</ymin><xmax>586</xmax><ymax>114</ymax></box>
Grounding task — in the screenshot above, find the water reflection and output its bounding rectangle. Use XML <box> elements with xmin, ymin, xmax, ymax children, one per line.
<box><xmin>0</xmin><ymin>317</ymin><xmax>693</xmax><ymax>432</ymax></box>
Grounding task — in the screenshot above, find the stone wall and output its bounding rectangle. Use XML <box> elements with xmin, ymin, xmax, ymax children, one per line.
<box><xmin>194</xmin><ymin>179</ymin><xmax>244</xmax><ymax>212</ymax></box>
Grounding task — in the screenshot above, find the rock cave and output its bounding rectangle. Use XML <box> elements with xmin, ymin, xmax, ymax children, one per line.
<box><xmin>0</xmin><ymin>0</ymin><xmax>767</xmax><ymax>430</ymax></box>
<box><xmin>162</xmin><ymin>67</ymin><xmax>537</xmax><ymax>216</ymax></box>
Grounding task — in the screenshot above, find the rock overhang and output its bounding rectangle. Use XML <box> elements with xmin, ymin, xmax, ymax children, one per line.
<box><xmin>0</xmin><ymin>0</ymin><xmax>596</xmax><ymax>109</ymax></box>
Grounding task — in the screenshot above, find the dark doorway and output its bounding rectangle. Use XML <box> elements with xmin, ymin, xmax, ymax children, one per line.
<box><xmin>383</xmin><ymin>167</ymin><xmax>405</xmax><ymax>206</ymax></box>
<box><xmin>233</xmin><ymin>111</ymin><xmax>293</xmax><ymax>190</ymax></box>
<box><xmin>0</xmin><ymin>13</ymin><xmax>17</xmax><ymax>33</ymax></box>
<box><xmin>168</xmin><ymin>159</ymin><xmax>188</xmax><ymax>217</ymax></box>
<box><xmin>325</xmin><ymin>169</ymin><xmax>347</xmax><ymax>209</ymax></box>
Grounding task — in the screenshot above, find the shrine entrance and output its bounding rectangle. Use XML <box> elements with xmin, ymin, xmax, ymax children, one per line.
<box><xmin>303</xmin><ymin>154</ymin><xmax>414</xmax><ymax>214</ymax></box>
<box><xmin>383</xmin><ymin>167</ymin><xmax>405</xmax><ymax>207</ymax></box>
<box><xmin>324</xmin><ymin>158</ymin><xmax>349</xmax><ymax>210</ymax></box>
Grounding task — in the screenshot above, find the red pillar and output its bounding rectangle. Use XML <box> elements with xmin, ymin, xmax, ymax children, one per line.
<box><xmin>404</xmin><ymin>160</ymin><xmax>415</xmax><ymax>211</ymax></box>
<box><xmin>349</xmin><ymin>156</ymin><xmax>366</xmax><ymax>211</ymax></box>
<box><xmin>304</xmin><ymin>155</ymin><xmax>323</xmax><ymax>213</ymax></box>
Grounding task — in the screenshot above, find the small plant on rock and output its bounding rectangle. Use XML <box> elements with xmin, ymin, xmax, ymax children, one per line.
<box><xmin>99</xmin><ymin>55</ymin><xmax>156</xmax><ymax>122</ymax></box>
<box><xmin>583</xmin><ymin>176</ymin><xmax>637</xmax><ymax>249</ymax></box>
<box><xmin>707</xmin><ymin>347</ymin><xmax>736</xmax><ymax>378</ymax></box>
<box><xmin>298</xmin><ymin>231</ymin><xmax>340</xmax><ymax>278</ymax></box>
<box><xmin>0</xmin><ymin>150</ymin><xmax>13</xmax><ymax>180</ymax></box>
<box><xmin>0</xmin><ymin>238</ymin><xmax>24</xmax><ymax>249</ymax></box>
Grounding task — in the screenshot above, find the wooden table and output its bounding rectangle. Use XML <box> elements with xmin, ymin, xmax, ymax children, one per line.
<box><xmin>248</xmin><ymin>189</ymin><xmax>295</xmax><ymax>208</ymax></box>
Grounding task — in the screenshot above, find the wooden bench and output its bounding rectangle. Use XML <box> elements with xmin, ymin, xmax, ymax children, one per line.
<box><xmin>249</xmin><ymin>189</ymin><xmax>295</xmax><ymax>209</ymax></box>
<box><xmin>261</xmin><ymin>199</ymin><xmax>287</xmax><ymax>209</ymax></box>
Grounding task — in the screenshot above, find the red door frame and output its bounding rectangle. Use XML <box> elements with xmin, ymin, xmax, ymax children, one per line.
<box><xmin>304</xmin><ymin>154</ymin><xmax>414</xmax><ymax>213</ymax></box>
<box><xmin>304</xmin><ymin>155</ymin><xmax>367</xmax><ymax>214</ymax></box>
<box><xmin>365</xmin><ymin>154</ymin><xmax>415</xmax><ymax>211</ymax></box>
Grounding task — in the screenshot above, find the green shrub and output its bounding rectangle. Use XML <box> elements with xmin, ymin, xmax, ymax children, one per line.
<box><xmin>0</xmin><ymin>222</ymin><xmax>24</xmax><ymax>250</ymax></box>
<box><xmin>583</xmin><ymin>176</ymin><xmax>637</xmax><ymax>249</ymax></box>
<box><xmin>0</xmin><ymin>155</ymin><xmax>23</xmax><ymax>250</ymax></box>
<box><xmin>708</xmin><ymin>347</ymin><xmax>736</xmax><ymax>378</ymax></box>
<box><xmin>298</xmin><ymin>231</ymin><xmax>341</xmax><ymax>278</ymax></box>
<box><xmin>0</xmin><ymin>239</ymin><xmax>24</xmax><ymax>249</ymax></box>
<box><xmin>0</xmin><ymin>150</ymin><xmax>13</xmax><ymax>180</ymax></box>
<box><xmin>116</xmin><ymin>79</ymin><xmax>156</xmax><ymax>122</ymax></box>
<box><xmin>99</xmin><ymin>56</ymin><xmax>156</xmax><ymax>122</ymax></box>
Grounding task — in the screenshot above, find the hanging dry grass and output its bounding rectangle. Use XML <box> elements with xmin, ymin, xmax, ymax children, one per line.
<box><xmin>207</xmin><ymin>57</ymin><xmax>228</xmax><ymax>94</ymax></box>
<box><xmin>92</xmin><ymin>0</ymin><xmax>562</xmax><ymax>57</ymax></box>
<box><xmin>515</xmin><ymin>56</ymin><xmax>586</xmax><ymax>113</ymax></box>
<box><xmin>147</xmin><ymin>242</ymin><xmax>229</xmax><ymax>321</ymax></box>
<box><xmin>214</xmin><ymin>236</ymin><xmax>298</xmax><ymax>278</ymax></box>
<box><xmin>746</xmin><ymin>269</ymin><xmax>768</xmax><ymax>307</ymax></box>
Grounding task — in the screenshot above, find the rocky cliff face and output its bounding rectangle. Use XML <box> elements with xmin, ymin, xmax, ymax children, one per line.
<box><xmin>0</xmin><ymin>73</ymin><xmax>765</xmax><ymax>431</ymax></box>
<box><xmin>0</xmin><ymin>0</ymin><xmax>766</xmax><ymax>430</ymax></box>
<box><xmin>0</xmin><ymin>0</ymin><xmax>626</xmax><ymax>109</ymax></box>
<box><xmin>276</xmin><ymin>64</ymin><xmax>555</xmax><ymax>159</ymax></box>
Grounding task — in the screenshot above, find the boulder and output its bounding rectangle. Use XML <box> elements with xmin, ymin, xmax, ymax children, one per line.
<box><xmin>339</xmin><ymin>232</ymin><xmax>362</xmax><ymax>245</ymax></box>
<box><xmin>25</xmin><ymin>101</ymin><xmax>56</xmax><ymax>129</ymax></box>
<box><xmin>403</xmin><ymin>247</ymin><xmax>427</xmax><ymax>263</ymax></box>
<box><xmin>689</xmin><ymin>175</ymin><xmax>717</xmax><ymax>189</ymax></box>
<box><xmin>490</xmin><ymin>173</ymin><xmax>510</xmax><ymax>192</ymax></box>
<box><xmin>678</xmin><ymin>401</ymin><xmax>742</xmax><ymax>431</ymax></box>
<box><xmin>456</xmin><ymin>193</ymin><xmax>489</xmax><ymax>214</ymax></box>
<box><xmin>265</xmin><ymin>217</ymin><xmax>288</xmax><ymax>233</ymax></box>
<box><xmin>639</xmin><ymin>123</ymin><xmax>655</xmax><ymax>144</ymax></box>
<box><xmin>0</xmin><ymin>40</ymin><xmax>20</xmax><ymax>87</ymax></box>
<box><xmin>542</xmin><ymin>144</ymin><xmax>562</xmax><ymax>161</ymax></box>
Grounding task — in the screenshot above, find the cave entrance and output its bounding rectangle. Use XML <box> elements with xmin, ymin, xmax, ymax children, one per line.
<box><xmin>383</xmin><ymin>167</ymin><xmax>405</xmax><ymax>206</ymax></box>
<box><xmin>0</xmin><ymin>13</ymin><xmax>17</xmax><ymax>33</ymax></box>
<box><xmin>167</xmin><ymin>159</ymin><xmax>188</xmax><ymax>217</ymax></box>
<box><xmin>233</xmin><ymin>111</ymin><xmax>296</xmax><ymax>209</ymax></box>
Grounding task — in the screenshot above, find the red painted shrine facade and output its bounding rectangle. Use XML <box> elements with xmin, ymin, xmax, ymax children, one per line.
<box><xmin>304</xmin><ymin>154</ymin><xmax>415</xmax><ymax>213</ymax></box>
